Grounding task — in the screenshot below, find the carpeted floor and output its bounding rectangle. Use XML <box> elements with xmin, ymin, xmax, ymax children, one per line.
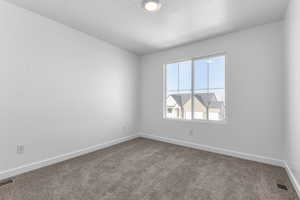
<box><xmin>0</xmin><ymin>138</ymin><xmax>298</xmax><ymax>200</ymax></box>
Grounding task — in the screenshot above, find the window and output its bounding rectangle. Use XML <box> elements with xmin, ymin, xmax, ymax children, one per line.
<box><xmin>164</xmin><ymin>55</ymin><xmax>226</xmax><ymax>121</ymax></box>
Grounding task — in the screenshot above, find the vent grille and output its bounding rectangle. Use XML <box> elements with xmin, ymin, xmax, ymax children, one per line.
<box><xmin>277</xmin><ymin>183</ymin><xmax>288</xmax><ymax>191</ymax></box>
<box><xmin>0</xmin><ymin>179</ymin><xmax>13</xmax><ymax>187</ymax></box>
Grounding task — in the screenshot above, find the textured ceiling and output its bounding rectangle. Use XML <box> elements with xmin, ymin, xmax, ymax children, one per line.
<box><xmin>5</xmin><ymin>0</ymin><xmax>289</xmax><ymax>55</ymax></box>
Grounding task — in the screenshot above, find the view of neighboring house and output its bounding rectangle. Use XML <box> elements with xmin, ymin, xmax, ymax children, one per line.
<box><xmin>166</xmin><ymin>93</ymin><xmax>225</xmax><ymax>120</ymax></box>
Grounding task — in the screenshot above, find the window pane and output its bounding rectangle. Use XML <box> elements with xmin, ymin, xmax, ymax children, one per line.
<box><xmin>208</xmin><ymin>56</ymin><xmax>225</xmax><ymax>121</ymax></box>
<box><xmin>165</xmin><ymin>61</ymin><xmax>192</xmax><ymax>120</ymax></box>
<box><xmin>165</xmin><ymin>55</ymin><xmax>225</xmax><ymax>121</ymax></box>
<box><xmin>193</xmin><ymin>59</ymin><xmax>209</xmax><ymax>120</ymax></box>
<box><xmin>193</xmin><ymin>55</ymin><xmax>225</xmax><ymax>121</ymax></box>
<box><xmin>166</xmin><ymin>63</ymin><xmax>179</xmax><ymax>92</ymax></box>
<box><xmin>178</xmin><ymin>61</ymin><xmax>192</xmax><ymax>91</ymax></box>
<box><xmin>194</xmin><ymin>59</ymin><xmax>208</xmax><ymax>90</ymax></box>
<box><xmin>209</xmin><ymin>56</ymin><xmax>225</xmax><ymax>89</ymax></box>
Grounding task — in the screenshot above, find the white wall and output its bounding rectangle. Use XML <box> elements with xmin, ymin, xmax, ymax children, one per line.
<box><xmin>0</xmin><ymin>0</ymin><xmax>139</xmax><ymax>175</ymax></box>
<box><xmin>285</xmin><ymin>0</ymin><xmax>300</xmax><ymax>188</ymax></box>
<box><xmin>140</xmin><ymin>22</ymin><xmax>284</xmax><ymax>161</ymax></box>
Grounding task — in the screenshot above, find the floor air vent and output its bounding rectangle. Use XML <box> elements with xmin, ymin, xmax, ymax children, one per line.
<box><xmin>277</xmin><ymin>183</ymin><xmax>288</xmax><ymax>191</ymax></box>
<box><xmin>0</xmin><ymin>179</ymin><xmax>13</xmax><ymax>187</ymax></box>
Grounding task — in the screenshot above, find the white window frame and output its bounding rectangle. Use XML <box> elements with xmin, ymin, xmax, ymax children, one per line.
<box><xmin>163</xmin><ymin>53</ymin><xmax>228</xmax><ymax>124</ymax></box>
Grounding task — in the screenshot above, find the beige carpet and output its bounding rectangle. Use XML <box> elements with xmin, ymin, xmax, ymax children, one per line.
<box><xmin>0</xmin><ymin>138</ymin><xmax>298</xmax><ymax>200</ymax></box>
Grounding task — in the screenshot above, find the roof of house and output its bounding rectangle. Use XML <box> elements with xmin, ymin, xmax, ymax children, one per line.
<box><xmin>169</xmin><ymin>94</ymin><xmax>191</xmax><ymax>108</ymax></box>
<box><xmin>194</xmin><ymin>93</ymin><xmax>217</xmax><ymax>107</ymax></box>
<box><xmin>208</xmin><ymin>101</ymin><xmax>225</xmax><ymax>109</ymax></box>
<box><xmin>169</xmin><ymin>93</ymin><xmax>224</xmax><ymax>109</ymax></box>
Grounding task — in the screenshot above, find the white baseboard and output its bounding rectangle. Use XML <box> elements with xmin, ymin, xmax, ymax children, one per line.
<box><xmin>0</xmin><ymin>134</ymin><xmax>138</xmax><ymax>181</ymax></box>
<box><xmin>139</xmin><ymin>133</ymin><xmax>299</xmax><ymax>198</ymax></box>
<box><xmin>284</xmin><ymin>162</ymin><xmax>300</xmax><ymax>198</ymax></box>
<box><xmin>139</xmin><ymin>133</ymin><xmax>285</xmax><ymax>167</ymax></box>
<box><xmin>1</xmin><ymin>133</ymin><xmax>298</xmax><ymax>198</ymax></box>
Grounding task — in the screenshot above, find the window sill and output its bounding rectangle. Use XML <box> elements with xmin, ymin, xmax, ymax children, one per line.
<box><xmin>163</xmin><ymin>117</ymin><xmax>227</xmax><ymax>124</ymax></box>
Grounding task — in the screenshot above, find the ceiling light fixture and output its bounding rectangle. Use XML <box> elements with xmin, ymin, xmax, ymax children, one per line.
<box><xmin>143</xmin><ymin>0</ymin><xmax>162</xmax><ymax>12</ymax></box>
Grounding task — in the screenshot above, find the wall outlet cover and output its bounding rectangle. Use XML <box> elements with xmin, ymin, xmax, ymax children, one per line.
<box><xmin>17</xmin><ymin>145</ymin><xmax>24</xmax><ymax>154</ymax></box>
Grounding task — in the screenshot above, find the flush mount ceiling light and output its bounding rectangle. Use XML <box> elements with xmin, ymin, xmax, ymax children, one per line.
<box><xmin>143</xmin><ymin>0</ymin><xmax>162</xmax><ymax>12</ymax></box>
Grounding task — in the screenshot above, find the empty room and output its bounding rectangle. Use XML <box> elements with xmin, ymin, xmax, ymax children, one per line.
<box><xmin>0</xmin><ymin>0</ymin><xmax>299</xmax><ymax>199</ymax></box>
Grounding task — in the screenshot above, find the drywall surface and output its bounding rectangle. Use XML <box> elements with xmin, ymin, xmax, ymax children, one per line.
<box><xmin>285</xmin><ymin>0</ymin><xmax>300</xmax><ymax>188</ymax></box>
<box><xmin>0</xmin><ymin>0</ymin><xmax>139</xmax><ymax>173</ymax></box>
<box><xmin>140</xmin><ymin>22</ymin><xmax>284</xmax><ymax>161</ymax></box>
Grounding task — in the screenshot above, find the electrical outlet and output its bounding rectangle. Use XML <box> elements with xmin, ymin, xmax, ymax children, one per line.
<box><xmin>16</xmin><ymin>145</ymin><xmax>24</xmax><ymax>154</ymax></box>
